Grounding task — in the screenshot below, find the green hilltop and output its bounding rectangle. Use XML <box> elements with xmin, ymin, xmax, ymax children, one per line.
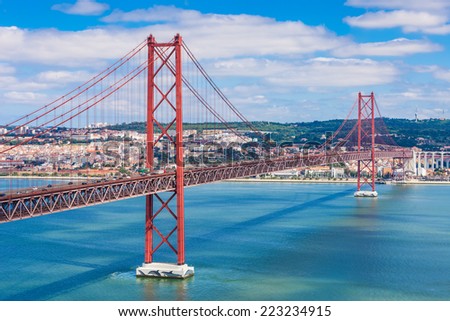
<box><xmin>107</xmin><ymin>118</ymin><xmax>450</xmax><ymax>151</ymax></box>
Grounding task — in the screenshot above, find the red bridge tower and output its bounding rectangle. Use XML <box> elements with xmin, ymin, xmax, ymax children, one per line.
<box><xmin>136</xmin><ymin>34</ymin><xmax>194</xmax><ymax>278</ymax></box>
<box><xmin>354</xmin><ymin>92</ymin><xmax>378</xmax><ymax>197</ymax></box>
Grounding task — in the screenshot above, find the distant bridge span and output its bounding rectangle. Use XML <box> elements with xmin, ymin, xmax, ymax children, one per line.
<box><xmin>0</xmin><ymin>149</ymin><xmax>411</xmax><ymax>223</ymax></box>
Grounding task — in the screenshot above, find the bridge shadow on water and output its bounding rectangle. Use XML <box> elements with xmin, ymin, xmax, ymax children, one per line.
<box><xmin>190</xmin><ymin>187</ymin><xmax>353</xmax><ymax>242</ymax></box>
<box><xmin>0</xmin><ymin>206</ymin><xmax>145</xmax><ymax>300</ymax></box>
<box><xmin>3</xmin><ymin>256</ymin><xmax>141</xmax><ymax>301</ymax></box>
<box><xmin>2</xmin><ymin>187</ymin><xmax>353</xmax><ymax>301</ymax></box>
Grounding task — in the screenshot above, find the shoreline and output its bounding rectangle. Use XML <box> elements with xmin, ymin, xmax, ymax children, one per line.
<box><xmin>227</xmin><ymin>178</ymin><xmax>357</xmax><ymax>184</ymax></box>
<box><xmin>227</xmin><ymin>178</ymin><xmax>450</xmax><ymax>185</ymax></box>
<box><xmin>389</xmin><ymin>180</ymin><xmax>450</xmax><ymax>185</ymax></box>
<box><xmin>0</xmin><ymin>176</ymin><xmax>93</xmax><ymax>180</ymax></box>
<box><xmin>2</xmin><ymin>176</ymin><xmax>450</xmax><ymax>185</ymax></box>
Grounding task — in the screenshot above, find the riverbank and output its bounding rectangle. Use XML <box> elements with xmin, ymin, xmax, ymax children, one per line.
<box><xmin>0</xmin><ymin>176</ymin><xmax>95</xmax><ymax>180</ymax></box>
<box><xmin>390</xmin><ymin>180</ymin><xmax>450</xmax><ymax>185</ymax></box>
<box><xmin>3</xmin><ymin>175</ymin><xmax>450</xmax><ymax>185</ymax></box>
<box><xmin>228</xmin><ymin>178</ymin><xmax>357</xmax><ymax>184</ymax></box>
<box><xmin>227</xmin><ymin>178</ymin><xmax>450</xmax><ymax>185</ymax></box>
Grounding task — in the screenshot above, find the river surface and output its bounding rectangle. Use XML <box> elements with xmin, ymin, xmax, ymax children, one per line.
<box><xmin>0</xmin><ymin>180</ymin><xmax>449</xmax><ymax>300</ymax></box>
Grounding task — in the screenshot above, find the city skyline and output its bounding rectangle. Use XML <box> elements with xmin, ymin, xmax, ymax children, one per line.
<box><xmin>1</xmin><ymin>0</ymin><xmax>450</xmax><ymax>123</ymax></box>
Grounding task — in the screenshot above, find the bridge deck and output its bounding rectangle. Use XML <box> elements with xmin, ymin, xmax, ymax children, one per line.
<box><xmin>0</xmin><ymin>150</ymin><xmax>411</xmax><ymax>223</ymax></box>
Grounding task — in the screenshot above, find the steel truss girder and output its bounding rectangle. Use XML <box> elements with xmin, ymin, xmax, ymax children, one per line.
<box><xmin>0</xmin><ymin>149</ymin><xmax>411</xmax><ymax>223</ymax></box>
<box><xmin>0</xmin><ymin>175</ymin><xmax>176</xmax><ymax>223</ymax></box>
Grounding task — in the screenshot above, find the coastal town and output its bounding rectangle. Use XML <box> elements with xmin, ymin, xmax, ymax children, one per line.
<box><xmin>1</xmin><ymin>122</ymin><xmax>449</xmax><ymax>182</ymax></box>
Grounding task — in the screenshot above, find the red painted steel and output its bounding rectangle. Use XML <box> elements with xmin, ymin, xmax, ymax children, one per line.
<box><xmin>0</xmin><ymin>149</ymin><xmax>412</xmax><ymax>223</ymax></box>
<box><xmin>145</xmin><ymin>35</ymin><xmax>155</xmax><ymax>264</ymax></box>
<box><xmin>175</xmin><ymin>35</ymin><xmax>185</xmax><ymax>265</ymax></box>
<box><xmin>356</xmin><ymin>92</ymin><xmax>376</xmax><ymax>192</ymax></box>
<box><xmin>144</xmin><ymin>34</ymin><xmax>185</xmax><ymax>266</ymax></box>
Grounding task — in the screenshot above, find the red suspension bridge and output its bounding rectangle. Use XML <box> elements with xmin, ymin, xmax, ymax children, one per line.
<box><xmin>0</xmin><ymin>34</ymin><xmax>412</xmax><ymax>278</ymax></box>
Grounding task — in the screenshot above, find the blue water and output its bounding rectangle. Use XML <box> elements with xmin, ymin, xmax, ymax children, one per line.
<box><xmin>0</xmin><ymin>181</ymin><xmax>449</xmax><ymax>300</ymax></box>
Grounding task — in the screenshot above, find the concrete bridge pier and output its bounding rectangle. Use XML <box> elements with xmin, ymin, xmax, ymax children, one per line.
<box><xmin>136</xmin><ymin>263</ymin><xmax>194</xmax><ymax>279</ymax></box>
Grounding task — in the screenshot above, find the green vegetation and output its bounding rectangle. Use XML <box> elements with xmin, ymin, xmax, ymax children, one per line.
<box><xmin>107</xmin><ymin>118</ymin><xmax>450</xmax><ymax>151</ymax></box>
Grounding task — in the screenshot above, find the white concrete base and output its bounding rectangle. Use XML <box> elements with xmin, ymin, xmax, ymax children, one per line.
<box><xmin>136</xmin><ymin>262</ymin><xmax>194</xmax><ymax>279</ymax></box>
<box><xmin>354</xmin><ymin>190</ymin><xmax>378</xmax><ymax>197</ymax></box>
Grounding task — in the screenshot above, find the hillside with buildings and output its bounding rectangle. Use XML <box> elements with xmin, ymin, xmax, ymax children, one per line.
<box><xmin>1</xmin><ymin>117</ymin><xmax>449</xmax><ymax>180</ymax></box>
<box><xmin>107</xmin><ymin>118</ymin><xmax>450</xmax><ymax>151</ymax></box>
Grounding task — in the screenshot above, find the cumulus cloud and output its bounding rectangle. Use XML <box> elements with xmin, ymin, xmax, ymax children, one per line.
<box><xmin>102</xmin><ymin>6</ymin><xmax>345</xmax><ymax>59</ymax></box>
<box><xmin>37</xmin><ymin>70</ymin><xmax>94</xmax><ymax>83</ymax></box>
<box><xmin>0</xmin><ymin>63</ymin><xmax>15</xmax><ymax>74</ymax></box>
<box><xmin>267</xmin><ymin>58</ymin><xmax>399</xmax><ymax>87</ymax></box>
<box><xmin>3</xmin><ymin>91</ymin><xmax>47</xmax><ymax>103</ymax></box>
<box><xmin>345</xmin><ymin>0</ymin><xmax>450</xmax><ymax>11</ymax></box>
<box><xmin>211</xmin><ymin>58</ymin><xmax>288</xmax><ymax>77</ymax></box>
<box><xmin>102</xmin><ymin>6</ymin><xmax>201</xmax><ymax>23</ymax></box>
<box><xmin>0</xmin><ymin>75</ymin><xmax>18</xmax><ymax>88</ymax></box>
<box><xmin>0</xmin><ymin>7</ymin><xmax>439</xmax><ymax>68</ymax></box>
<box><xmin>52</xmin><ymin>0</ymin><xmax>109</xmax><ymax>16</ymax></box>
<box><xmin>333</xmin><ymin>38</ymin><xmax>442</xmax><ymax>57</ymax></box>
<box><xmin>344</xmin><ymin>10</ymin><xmax>449</xmax><ymax>34</ymax></box>
<box><xmin>0</xmin><ymin>7</ymin><xmax>349</xmax><ymax>66</ymax></box>
<box><xmin>212</xmin><ymin>57</ymin><xmax>399</xmax><ymax>87</ymax></box>
<box><xmin>344</xmin><ymin>0</ymin><xmax>450</xmax><ymax>35</ymax></box>
<box><xmin>0</xmin><ymin>26</ymin><xmax>146</xmax><ymax>66</ymax></box>
<box><xmin>0</xmin><ymin>5</ymin><xmax>447</xmax><ymax>121</ymax></box>
<box><xmin>421</xmin><ymin>24</ymin><xmax>450</xmax><ymax>35</ymax></box>
<box><xmin>232</xmin><ymin>94</ymin><xmax>269</xmax><ymax>106</ymax></box>
<box><xmin>0</xmin><ymin>68</ymin><xmax>50</xmax><ymax>92</ymax></box>
<box><xmin>433</xmin><ymin>69</ymin><xmax>450</xmax><ymax>82</ymax></box>
<box><xmin>407</xmin><ymin>65</ymin><xmax>450</xmax><ymax>83</ymax></box>
<box><xmin>381</xmin><ymin>87</ymin><xmax>450</xmax><ymax>119</ymax></box>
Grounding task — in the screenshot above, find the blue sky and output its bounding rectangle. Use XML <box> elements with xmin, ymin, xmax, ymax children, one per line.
<box><xmin>1</xmin><ymin>0</ymin><xmax>450</xmax><ymax>122</ymax></box>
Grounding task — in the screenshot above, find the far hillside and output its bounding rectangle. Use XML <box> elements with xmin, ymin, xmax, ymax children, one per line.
<box><xmin>107</xmin><ymin>118</ymin><xmax>450</xmax><ymax>151</ymax></box>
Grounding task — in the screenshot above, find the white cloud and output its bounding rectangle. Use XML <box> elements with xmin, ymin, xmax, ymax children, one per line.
<box><xmin>0</xmin><ymin>5</ymin><xmax>447</xmax><ymax>122</ymax></box>
<box><xmin>212</xmin><ymin>57</ymin><xmax>401</xmax><ymax>88</ymax></box>
<box><xmin>215</xmin><ymin>57</ymin><xmax>399</xmax><ymax>88</ymax></box>
<box><xmin>211</xmin><ymin>58</ymin><xmax>287</xmax><ymax>77</ymax></box>
<box><xmin>52</xmin><ymin>0</ymin><xmax>109</xmax><ymax>16</ymax></box>
<box><xmin>411</xmin><ymin>65</ymin><xmax>450</xmax><ymax>82</ymax></box>
<box><xmin>102</xmin><ymin>6</ymin><xmax>201</xmax><ymax>23</ymax></box>
<box><xmin>381</xmin><ymin>87</ymin><xmax>450</xmax><ymax>119</ymax></box>
<box><xmin>344</xmin><ymin>10</ymin><xmax>449</xmax><ymax>34</ymax></box>
<box><xmin>3</xmin><ymin>91</ymin><xmax>47</xmax><ymax>103</ymax></box>
<box><xmin>434</xmin><ymin>69</ymin><xmax>450</xmax><ymax>82</ymax></box>
<box><xmin>0</xmin><ymin>7</ymin><xmax>348</xmax><ymax>66</ymax></box>
<box><xmin>260</xmin><ymin>105</ymin><xmax>292</xmax><ymax>120</ymax></box>
<box><xmin>0</xmin><ymin>7</ymin><xmax>439</xmax><ymax>69</ymax></box>
<box><xmin>344</xmin><ymin>0</ymin><xmax>450</xmax><ymax>35</ymax></box>
<box><xmin>345</xmin><ymin>0</ymin><xmax>450</xmax><ymax>11</ymax></box>
<box><xmin>0</xmin><ymin>63</ymin><xmax>15</xmax><ymax>74</ymax></box>
<box><xmin>278</xmin><ymin>57</ymin><xmax>399</xmax><ymax>88</ymax></box>
<box><xmin>420</xmin><ymin>24</ymin><xmax>450</xmax><ymax>35</ymax></box>
<box><xmin>0</xmin><ymin>26</ymin><xmax>146</xmax><ymax>66</ymax></box>
<box><xmin>37</xmin><ymin>70</ymin><xmax>93</xmax><ymax>83</ymax></box>
<box><xmin>232</xmin><ymin>95</ymin><xmax>269</xmax><ymax>106</ymax></box>
<box><xmin>102</xmin><ymin>6</ymin><xmax>345</xmax><ymax>59</ymax></box>
<box><xmin>0</xmin><ymin>72</ymin><xmax>51</xmax><ymax>92</ymax></box>
<box><xmin>0</xmin><ymin>75</ymin><xmax>17</xmax><ymax>88</ymax></box>
<box><xmin>333</xmin><ymin>38</ymin><xmax>442</xmax><ymax>57</ymax></box>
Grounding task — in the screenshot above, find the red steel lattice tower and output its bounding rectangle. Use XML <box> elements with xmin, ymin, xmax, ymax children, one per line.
<box><xmin>136</xmin><ymin>34</ymin><xmax>194</xmax><ymax>278</ymax></box>
<box><xmin>355</xmin><ymin>92</ymin><xmax>377</xmax><ymax>197</ymax></box>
